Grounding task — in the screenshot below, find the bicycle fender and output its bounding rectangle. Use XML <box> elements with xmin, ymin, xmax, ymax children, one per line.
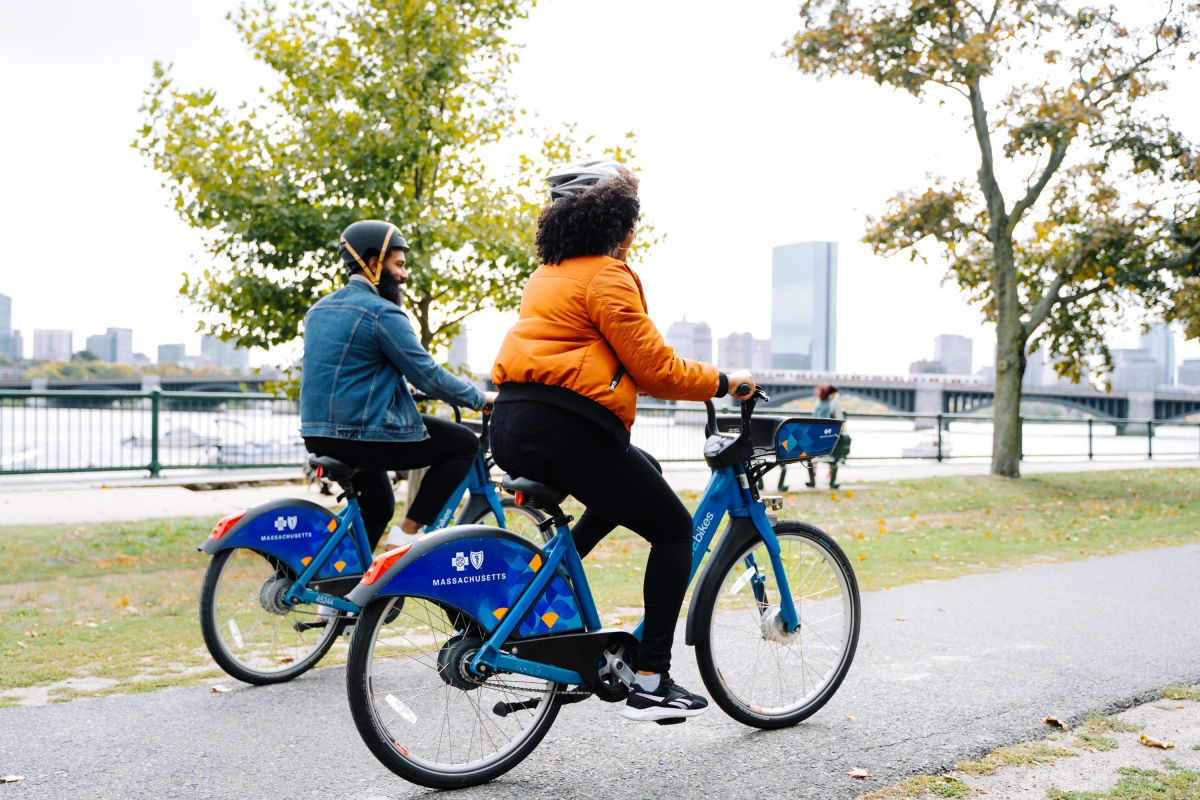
<box><xmin>199</xmin><ymin>498</ymin><xmax>357</xmax><ymax>579</ymax></box>
<box><xmin>347</xmin><ymin>525</ymin><xmax>585</xmax><ymax>638</ymax></box>
<box><xmin>684</xmin><ymin>517</ymin><xmax>762</xmax><ymax>647</ymax></box>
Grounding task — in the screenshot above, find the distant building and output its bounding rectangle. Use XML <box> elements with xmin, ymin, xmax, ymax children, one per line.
<box><xmin>1110</xmin><ymin>348</ymin><xmax>1157</xmax><ymax>391</ymax></box>
<box><xmin>83</xmin><ymin>328</ymin><xmax>134</xmax><ymax>364</ymax></box>
<box><xmin>201</xmin><ymin>335</ymin><xmax>250</xmax><ymax>372</ymax></box>
<box><xmin>1138</xmin><ymin>322</ymin><xmax>1175</xmax><ymax>386</ymax></box>
<box><xmin>33</xmin><ymin>329</ymin><xmax>72</xmax><ymax>362</ymax></box>
<box><xmin>718</xmin><ymin>332</ymin><xmax>771</xmax><ymax>371</ymax></box>
<box><xmin>447</xmin><ymin>331</ymin><xmax>469</xmax><ymax>370</ymax></box>
<box><xmin>158</xmin><ymin>343</ymin><xmax>187</xmax><ymax>364</ymax></box>
<box><xmin>132</xmin><ymin>352</ymin><xmax>152</xmax><ymax>368</ymax></box>
<box><xmin>771</xmin><ymin>242</ymin><xmax>837</xmax><ymax>371</ymax></box>
<box><xmin>0</xmin><ymin>293</ymin><xmax>15</xmax><ymax>362</ymax></box>
<box><xmin>665</xmin><ymin>319</ymin><xmax>713</xmax><ymax>363</ymax></box>
<box><xmin>909</xmin><ymin>359</ymin><xmax>945</xmax><ymax>375</ymax></box>
<box><xmin>934</xmin><ymin>334</ymin><xmax>973</xmax><ymax>375</ymax></box>
<box><xmin>1179</xmin><ymin>359</ymin><xmax>1200</xmax><ymax>387</ymax></box>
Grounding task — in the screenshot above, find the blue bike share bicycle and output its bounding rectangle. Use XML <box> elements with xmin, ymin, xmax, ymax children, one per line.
<box><xmin>340</xmin><ymin>388</ymin><xmax>861</xmax><ymax>788</ymax></box>
<box><xmin>196</xmin><ymin>398</ymin><xmax>547</xmax><ymax>685</ymax></box>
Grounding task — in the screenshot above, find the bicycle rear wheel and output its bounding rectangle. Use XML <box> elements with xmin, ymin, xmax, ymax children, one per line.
<box><xmin>463</xmin><ymin>497</ymin><xmax>550</xmax><ymax>544</ymax></box>
<box><xmin>199</xmin><ymin>547</ymin><xmax>343</xmax><ymax>685</ymax></box>
<box><xmin>694</xmin><ymin>520</ymin><xmax>859</xmax><ymax>729</ymax></box>
<box><xmin>346</xmin><ymin>595</ymin><xmax>562</xmax><ymax>789</ymax></box>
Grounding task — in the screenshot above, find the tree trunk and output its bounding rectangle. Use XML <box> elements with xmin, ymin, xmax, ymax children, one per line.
<box><xmin>991</xmin><ymin>245</ymin><xmax>1027</xmax><ymax>477</ymax></box>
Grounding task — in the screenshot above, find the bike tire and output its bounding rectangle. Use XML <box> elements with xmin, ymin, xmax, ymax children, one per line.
<box><xmin>463</xmin><ymin>496</ymin><xmax>551</xmax><ymax>544</ymax></box>
<box><xmin>199</xmin><ymin>547</ymin><xmax>343</xmax><ymax>685</ymax></box>
<box><xmin>346</xmin><ymin>596</ymin><xmax>563</xmax><ymax>789</ymax></box>
<box><xmin>694</xmin><ymin>520</ymin><xmax>860</xmax><ymax>729</ymax></box>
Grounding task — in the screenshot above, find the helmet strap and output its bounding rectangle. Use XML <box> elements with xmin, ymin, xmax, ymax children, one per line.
<box><xmin>340</xmin><ymin>236</ymin><xmax>381</xmax><ymax>284</ymax></box>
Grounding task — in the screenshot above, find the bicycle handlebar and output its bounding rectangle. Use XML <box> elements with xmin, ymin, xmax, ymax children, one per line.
<box><xmin>703</xmin><ymin>386</ymin><xmax>770</xmax><ymax>440</ymax></box>
<box><xmin>410</xmin><ymin>392</ymin><xmax>463</xmax><ymax>425</ymax></box>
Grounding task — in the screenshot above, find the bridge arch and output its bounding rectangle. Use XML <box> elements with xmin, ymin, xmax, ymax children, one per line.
<box><xmin>760</xmin><ymin>385</ymin><xmax>915</xmax><ymax>413</ymax></box>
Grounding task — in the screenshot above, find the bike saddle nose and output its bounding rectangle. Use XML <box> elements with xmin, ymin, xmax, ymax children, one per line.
<box><xmin>308</xmin><ymin>454</ymin><xmax>356</xmax><ymax>486</ymax></box>
<box><xmin>500</xmin><ymin>474</ymin><xmax>567</xmax><ymax>507</ymax></box>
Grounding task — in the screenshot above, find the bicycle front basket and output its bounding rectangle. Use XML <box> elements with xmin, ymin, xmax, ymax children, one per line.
<box><xmin>775</xmin><ymin>418</ymin><xmax>843</xmax><ymax>463</ymax></box>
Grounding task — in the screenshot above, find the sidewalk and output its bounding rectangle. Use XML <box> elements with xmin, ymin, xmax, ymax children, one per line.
<box><xmin>0</xmin><ymin>457</ymin><xmax>1196</xmax><ymax>527</ymax></box>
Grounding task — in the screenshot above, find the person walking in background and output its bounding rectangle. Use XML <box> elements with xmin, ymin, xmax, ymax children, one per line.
<box><xmin>807</xmin><ymin>385</ymin><xmax>851</xmax><ymax>489</ymax></box>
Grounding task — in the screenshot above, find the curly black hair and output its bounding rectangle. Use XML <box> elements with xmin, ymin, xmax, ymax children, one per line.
<box><xmin>535</xmin><ymin>172</ymin><xmax>640</xmax><ymax>265</ymax></box>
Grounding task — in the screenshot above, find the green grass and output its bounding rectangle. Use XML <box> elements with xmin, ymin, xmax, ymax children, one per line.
<box><xmin>1165</xmin><ymin>685</ymin><xmax>1200</xmax><ymax>702</ymax></box>
<box><xmin>4</xmin><ymin>468</ymin><xmax>1200</xmax><ymax>704</ymax></box>
<box><xmin>1046</xmin><ymin>764</ymin><xmax>1200</xmax><ymax>799</ymax></box>
<box><xmin>858</xmin><ymin>775</ymin><xmax>971</xmax><ymax>798</ymax></box>
<box><xmin>1080</xmin><ymin>713</ymin><xmax>1143</xmax><ymax>735</ymax></box>
<box><xmin>955</xmin><ymin>742</ymin><xmax>1079</xmax><ymax>775</ymax></box>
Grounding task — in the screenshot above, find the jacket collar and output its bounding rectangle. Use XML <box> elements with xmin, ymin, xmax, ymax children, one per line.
<box><xmin>348</xmin><ymin>274</ymin><xmax>379</xmax><ymax>294</ymax></box>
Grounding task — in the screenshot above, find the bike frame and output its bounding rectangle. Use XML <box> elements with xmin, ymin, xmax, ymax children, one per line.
<box><xmin>285</xmin><ymin>451</ymin><xmax>508</xmax><ymax>614</ymax></box>
<box><xmin>470</xmin><ymin>460</ymin><xmax>800</xmax><ymax>686</ymax></box>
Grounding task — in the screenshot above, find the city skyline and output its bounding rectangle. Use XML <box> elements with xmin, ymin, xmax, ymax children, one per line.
<box><xmin>771</xmin><ymin>242</ymin><xmax>837</xmax><ymax>371</ymax></box>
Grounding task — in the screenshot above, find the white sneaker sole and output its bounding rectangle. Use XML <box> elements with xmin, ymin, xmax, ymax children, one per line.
<box><xmin>619</xmin><ymin>704</ymin><xmax>708</xmax><ymax>721</ymax></box>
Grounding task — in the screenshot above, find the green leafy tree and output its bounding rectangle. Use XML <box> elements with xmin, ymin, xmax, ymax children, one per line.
<box><xmin>787</xmin><ymin>1</ymin><xmax>1200</xmax><ymax>476</ymax></box>
<box><xmin>137</xmin><ymin>0</ymin><xmax>647</xmax><ymax>356</ymax></box>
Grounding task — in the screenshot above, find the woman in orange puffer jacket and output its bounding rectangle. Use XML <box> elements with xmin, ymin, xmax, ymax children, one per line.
<box><xmin>490</xmin><ymin>160</ymin><xmax>755</xmax><ymax>723</ymax></box>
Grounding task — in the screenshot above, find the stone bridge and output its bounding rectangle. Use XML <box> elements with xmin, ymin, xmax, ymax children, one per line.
<box><xmin>753</xmin><ymin>370</ymin><xmax>1200</xmax><ymax>422</ymax></box>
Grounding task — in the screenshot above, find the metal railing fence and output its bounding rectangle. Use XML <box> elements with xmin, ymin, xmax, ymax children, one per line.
<box><xmin>629</xmin><ymin>405</ymin><xmax>1200</xmax><ymax>463</ymax></box>
<box><xmin>0</xmin><ymin>390</ymin><xmax>303</xmax><ymax>476</ymax></box>
<box><xmin>2</xmin><ymin>392</ymin><xmax>1198</xmax><ymax>477</ymax></box>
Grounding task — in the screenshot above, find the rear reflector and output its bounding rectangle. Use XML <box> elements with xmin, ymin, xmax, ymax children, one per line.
<box><xmin>315</xmin><ymin>466</ymin><xmax>325</xmax><ymax>478</ymax></box>
<box><xmin>514</xmin><ymin>491</ymin><xmax>526</xmax><ymax>506</ymax></box>
<box><xmin>362</xmin><ymin>543</ymin><xmax>412</xmax><ymax>586</ymax></box>
<box><xmin>209</xmin><ymin>510</ymin><xmax>246</xmax><ymax>540</ymax></box>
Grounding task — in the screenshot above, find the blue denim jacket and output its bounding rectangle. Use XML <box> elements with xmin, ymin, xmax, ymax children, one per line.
<box><xmin>300</xmin><ymin>281</ymin><xmax>486</xmax><ymax>441</ymax></box>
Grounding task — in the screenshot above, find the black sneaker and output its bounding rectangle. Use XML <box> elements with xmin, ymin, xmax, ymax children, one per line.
<box><xmin>620</xmin><ymin>673</ymin><xmax>709</xmax><ymax>722</ymax></box>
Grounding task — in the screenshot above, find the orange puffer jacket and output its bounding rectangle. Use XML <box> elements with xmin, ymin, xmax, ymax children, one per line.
<box><xmin>491</xmin><ymin>255</ymin><xmax>721</xmax><ymax>434</ymax></box>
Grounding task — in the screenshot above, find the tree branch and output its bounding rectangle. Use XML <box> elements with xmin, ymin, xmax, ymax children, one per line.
<box><xmin>1007</xmin><ymin>134</ymin><xmax>1070</xmax><ymax>236</ymax></box>
<box><xmin>967</xmin><ymin>80</ymin><xmax>1007</xmax><ymax>234</ymax></box>
<box><xmin>1023</xmin><ymin>270</ymin><xmax>1068</xmax><ymax>339</ymax></box>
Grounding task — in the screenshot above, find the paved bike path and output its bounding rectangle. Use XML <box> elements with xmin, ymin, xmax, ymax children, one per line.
<box><xmin>5</xmin><ymin>544</ymin><xmax>1200</xmax><ymax>799</ymax></box>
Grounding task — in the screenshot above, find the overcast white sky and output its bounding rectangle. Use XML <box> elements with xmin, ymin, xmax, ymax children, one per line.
<box><xmin>1</xmin><ymin>0</ymin><xmax>1197</xmax><ymax>375</ymax></box>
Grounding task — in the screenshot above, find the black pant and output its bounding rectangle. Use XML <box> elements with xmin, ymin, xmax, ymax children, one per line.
<box><xmin>490</xmin><ymin>401</ymin><xmax>691</xmax><ymax>674</ymax></box>
<box><xmin>304</xmin><ymin>415</ymin><xmax>480</xmax><ymax>551</ymax></box>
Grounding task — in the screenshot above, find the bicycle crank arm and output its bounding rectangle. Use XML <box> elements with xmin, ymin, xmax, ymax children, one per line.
<box><xmin>292</xmin><ymin>619</ymin><xmax>328</xmax><ymax>633</ymax></box>
<box><xmin>492</xmin><ymin>698</ymin><xmax>540</xmax><ymax>717</ymax></box>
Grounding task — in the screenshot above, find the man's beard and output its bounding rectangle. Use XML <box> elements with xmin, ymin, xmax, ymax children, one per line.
<box><xmin>378</xmin><ymin>270</ymin><xmax>405</xmax><ymax>306</ymax></box>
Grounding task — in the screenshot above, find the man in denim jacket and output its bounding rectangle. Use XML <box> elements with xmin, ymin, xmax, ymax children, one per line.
<box><xmin>301</xmin><ymin>220</ymin><xmax>494</xmax><ymax>550</ymax></box>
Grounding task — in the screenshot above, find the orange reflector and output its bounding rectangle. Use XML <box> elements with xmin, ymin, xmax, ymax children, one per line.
<box><xmin>361</xmin><ymin>543</ymin><xmax>412</xmax><ymax>586</ymax></box>
<box><xmin>514</xmin><ymin>491</ymin><xmax>525</xmax><ymax>506</ymax></box>
<box><xmin>209</xmin><ymin>510</ymin><xmax>246</xmax><ymax>540</ymax></box>
<box><xmin>315</xmin><ymin>466</ymin><xmax>325</xmax><ymax>478</ymax></box>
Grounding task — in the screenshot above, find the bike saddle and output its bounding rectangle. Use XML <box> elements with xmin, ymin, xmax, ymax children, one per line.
<box><xmin>308</xmin><ymin>454</ymin><xmax>356</xmax><ymax>486</ymax></box>
<box><xmin>501</xmin><ymin>474</ymin><xmax>568</xmax><ymax>507</ymax></box>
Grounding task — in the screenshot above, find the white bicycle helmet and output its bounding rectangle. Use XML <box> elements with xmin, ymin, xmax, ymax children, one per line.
<box><xmin>544</xmin><ymin>157</ymin><xmax>627</xmax><ymax>202</ymax></box>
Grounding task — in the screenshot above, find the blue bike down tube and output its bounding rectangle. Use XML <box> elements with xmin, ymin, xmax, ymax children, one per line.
<box><xmin>747</xmin><ymin>489</ymin><xmax>802</xmax><ymax>633</ymax></box>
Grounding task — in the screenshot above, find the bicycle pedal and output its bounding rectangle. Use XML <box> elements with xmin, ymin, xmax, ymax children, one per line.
<box><xmin>293</xmin><ymin>620</ymin><xmax>328</xmax><ymax>633</ymax></box>
<box><xmin>654</xmin><ymin>717</ymin><xmax>687</xmax><ymax>726</ymax></box>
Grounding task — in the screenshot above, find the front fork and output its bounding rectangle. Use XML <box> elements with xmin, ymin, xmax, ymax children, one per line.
<box><xmin>744</xmin><ymin>496</ymin><xmax>802</xmax><ymax>633</ymax></box>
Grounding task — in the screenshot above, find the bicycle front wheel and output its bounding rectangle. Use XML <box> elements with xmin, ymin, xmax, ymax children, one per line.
<box><xmin>199</xmin><ymin>547</ymin><xmax>343</xmax><ymax>685</ymax></box>
<box><xmin>464</xmin><ymin>497</ymin><xmax>550</xmax><ymax>544</ymax></box>
<box><xmin>695</xmin><ymin>520</ymin><xmax>860</xmax><ymax>729</ymax></box>
<box><xmin>346</xmin><ymin>595</ymin><xmax>562</xmax><ymax>789</ymax></box>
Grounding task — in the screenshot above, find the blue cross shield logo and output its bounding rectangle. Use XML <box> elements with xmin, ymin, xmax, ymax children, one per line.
<box><xmin>451</xmin><ymin>552</ymin><xmax>469</xmax><ymax>572</ymax></box>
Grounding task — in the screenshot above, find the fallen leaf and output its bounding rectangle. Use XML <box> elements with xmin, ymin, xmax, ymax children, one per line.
<box><xmin>1139</xmin><ymin>734</ymin><xmax>1174</xmax><ymax>749</ymax></box>
<box><xmin>1</xmin><ymin>776</ymin><xmax>24</xmax><ymax>783</ymax></box>
<box><xmin>895</xmin><ymin>617</ymin><xmax>906</xmax><ymax>622</ymax></box>
<box><xmin>17</xmin><ymin>642</ymin><xmax>26</xmax><ymax>649</ymax></box>
<box><xmin>24</xmin><ymin>631</ymin><xmax>38</xmax><ymax>638</ymax></box>
<box><xmin>86</xmin><ymin>622</ymin><xmax>98</xmax><ymax>628</ymax></box>
<box><xmin>278</xmin><ymin>656</ymin><xmax>294</xmax><ymax>664</ymax></box>
<box><xmin>858</xmin><ymin>554</ymin><xmax>867</xmax><ymax>561</ymax></box>
<box><xmin>1098</xmin><ymin>514</ymin><xmax>1110</xmax><ymax>521</ymax></box>
<box><xmin>930</xmin><ymin>554</ymin><xmax>938</xmax><ymax>560</ymax></box>
<box><xmin>846</xmin><ymin>491</ymin><xmax>855</xmax><ymax>498</ymax></box>
<box><xmin>937</xmin><ymin>607</ymin><xmax>946</xmax><ymax>612</ymax></box>
<box><xmin>847</xmin><ymin>769</ymin><xmax>869</xmax><ymax>779</ymax></box>
<box><xmin>72</xmin><ymin>621</ymin><xmax>84</xmax><ymax>627</ymax></box>
<box><xmin>846</xmin><ymin>715</ymin><xmax>856</xmax><ymax>722</ymax></box>
<box><xmin>211</xmin><ymin>685</ymin><xmax>232</xmax><ymax>694</ymax></box>
<box><xmin>1044</xmin><ymin>716</ymin><xmax>1069</xmax><ymax>731</ymax></box>
<box><xmin>909</xmin><ymin>513</ymin><xmax>916</xmax><ymax>519</ymax></box>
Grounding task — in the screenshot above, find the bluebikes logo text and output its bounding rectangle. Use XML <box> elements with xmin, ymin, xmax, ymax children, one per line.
<box><xmin>693</xmin><ymin>511</ymin><xmax>715</xmax><ymax>550</ymax></box>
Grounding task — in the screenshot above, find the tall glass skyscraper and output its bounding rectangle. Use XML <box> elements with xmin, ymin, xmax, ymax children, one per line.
<box><xmin>771</xmin><ymin>242</ymin><xmax>837</xmax><ymax>371</ymax></box>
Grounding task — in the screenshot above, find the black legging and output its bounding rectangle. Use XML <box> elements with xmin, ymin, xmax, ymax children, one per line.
<box><xmin>489</xmin><ymin>401</ymin><xmax>692</xmax><ymax>674</ymax></box>
<box><xmin>304</xmin><ymin>415</ymin><xmax>480</xmax><ymax>550</ymax></box>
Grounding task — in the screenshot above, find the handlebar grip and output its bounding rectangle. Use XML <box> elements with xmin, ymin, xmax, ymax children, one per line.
<box><xmin>736</xmin><ymin>383</ymin><xmax>751</xmax><ymax>398</ymax></box>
